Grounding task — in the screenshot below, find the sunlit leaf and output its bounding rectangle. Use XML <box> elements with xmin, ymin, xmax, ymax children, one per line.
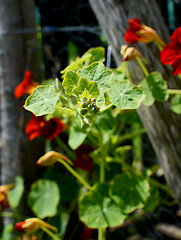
<box><xmin>139</xmin><ymin>72</ymin><xmax>168</xmax><ymax>106</ymax></box>
<box><xmin>170</xmin><ymin>95</ymin><xmax>181</xmax><ymax>114</ymax></box>
<box><xmin>24</xmin><ymin>85</ymin><xmax>60</xmax><ymax>116</ymax></box>
<box><xmin>109</xmin><ymin>81</ymin><xmax>145</xmax><ymax>109</ymax></box>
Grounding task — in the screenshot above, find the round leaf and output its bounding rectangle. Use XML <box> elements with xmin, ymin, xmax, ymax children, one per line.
<box><xmin>24</xmin><ymin>85</ymin><xmax>60</xmax><ymax>116</ymax></box>
<box><xmin>109</xmin><ymin>81</ymin><xmax>145</xmax><ymax>109</ymax></box>
<box><xmin>170</xmin><ymin>95</ymin><xmax>181</xmax><ymax>114</ymax></box>
<box><xmin>111</xmin><ymin>172</ymin><xmax>150</xmax><ymax>213</ymax></box>
<box><xmin>79</xmin><ymin>183</ymin><xmax>127</xmax><ymax>228</ymax></box>
<box><xmin>28</xmin><ymin>179</ymin><xmax>60</xmax><ymax>218</ymax></box>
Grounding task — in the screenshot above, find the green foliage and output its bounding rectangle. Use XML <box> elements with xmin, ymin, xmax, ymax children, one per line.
<box><xmin>28</xmin><ymin>179</ymin><xmax>60</xmax><ymax>218</ymax></box>
<box><xmin>8</xmin><ymin>176</ymin><xmax>24</xmax><ymax>208</ymax></box>
<box><xmin>170</xmin><ymin>95</ymin><xmax>181</xmax><ymax>114</ymax></box>
<box><xmin>111</xmin><ymin>172</ymin><xmax>150</xmax><ymax>214</ymax></box>
<box><xmin>79</xmin><ymin>183</ymin><xmax>127</xmax><ymax>228</ymax></box>
<box><xmin>139</xmin><ymin>72</ymin><xmax>169</xmax><ymax>106</ymax></box>
<box><xmin>0</xmin><ymin>223</ymin><xmax>14</xmax><ymax>240</ymax></box>
<box><xmin>109</xmin><ymin>81</ymin><xmax>145</xmax><ymax>109</ymax></box>
<box><xmin>24</xmin><ymin>85</ymin><xmax>60</xmax><ymax>116</ymax></box>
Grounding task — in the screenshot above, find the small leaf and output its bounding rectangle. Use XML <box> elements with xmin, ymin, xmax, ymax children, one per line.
<box><xmin>8</xmin><ymin>176</ymin><xmax>24</xmax><ymax>208</ymax></box>
<box><xmin>61</xmin><ymin>54</ymin><xmax>92</xmax><ymax>75</ymax></box>
<box><xmin>139</xmin><ymin>72</ymin><xmax>169</xmax><ymax>106</ymax></box>
<box><xmin>28</xmin><ymin>179</ymin><xmax>60</xmax><ymax>218</ymax></box>
<box><xmin>111</xmin><ymin>172</ymin><xmax>150</xmax><ymax>213</ymax></box>
<box><xmin>73</xmin><ymin>77</ymin><xmax>99</xmax><ymax>98</ymax></box>
<box><xmin>85</xmin><ymin>47</ymin><xmax>105</xmax><ymax>64</ymax></box>
<box><xmin>62</xmin><ymin>70</ymin><xmax>80</xmax><ymax>95</ymax></box>
<box><xmin>170</xmin><ymin>95</ymin><xmax>181</xmax><ymax>114</ymax></box>
<box><xmin>24</xmin><ymin>85</ymin><xmax>60</xmax><ymax>116</ymax></box>
<box><xmin>79</xmin><ymin>184</ymin><xmax>127</xmax><ymax>228</ymax></box>
<box><xmin>68</xmin><ymin>117</ymin><xmax>90</xmax><ymax>150</ymax></box>
<box><xmin>109</xmin><ymin>81</ymin><xmax>145</xmax><ymax>109</ymax></box>
<box><xmin>78</xmin><ymin>62</ymin><xmax>112</xmax><ymax>91</ymax></box>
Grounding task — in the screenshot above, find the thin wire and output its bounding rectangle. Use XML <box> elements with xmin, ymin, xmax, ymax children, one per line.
<box><xmin>0</xmin><ymin>26</ymin><xmax>101</xmax><ymax>36</ymax></box>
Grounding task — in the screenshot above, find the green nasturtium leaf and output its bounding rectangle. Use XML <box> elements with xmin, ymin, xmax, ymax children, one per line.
<box><xmin>1</xmin><ymin>223</ymin><xmax>14</xmax><ymax>240</ymax></box>
<box><xmin>73</xmin><ymin>77</ymin><xmax>99</xmax><ymax>99</ymax></box>
<box><xmin>28</xmin><ymin>179</ymin><xmax>60</xmax><ymax>218</ymax></box>
<box><xmin>68</xmin><ymin>117</ymin><xmax>90</xmax><ymax>150</ymax></box>
<box><xmin>95</xmin><ymin>110</ymin><xmax>116</xmax><ymax>145</ymax></box>
<box><xmin>79</xmin><ymin>184</ymin><xmax>127</xmax><ymax>228</ymax></box>
<box><xmin>109</xmin><ymin>81</ymin><xmax>145</xmax><ymax>109</ymax></box>
<box><xmin>85</xmin><ymin>47</ymin><xmax>105</xmax><ymax>64</ymax></box>
<box><xmin>62</xmin><ymin>70</ymin><xmax>80</xmax><ymax>95</ymax></box>
<box><xmin>170</xmin><ymin>95</ymin><xmax>181</xmax><ymax>114</ymax></box>
<box><xmin>24</xmin><ymin>85</ymin><xmax>60</xmax><ymax>116</ymax></box>
<box><xmin>61</xmin><ymin>54</ymin><xmax>92</xmax><ymax>75</ymax></box>
<box><xmin>110</xmin><ymin>69</ymin><xmax>128</xmax><ymax>83</ymax></box>
<box><xmin>78</xmin><ymin>61</ymin><xmax>112</xmax><ymax>91</ymax></box>
<box><xmin>111</xmin><ymin>172</ymin><xmax>150</xmax><ymax>214</ymax></box>
<box><xmin>8</xmin><ymin>176</ymin><xmax>24</xmax><ymax>208</ymax></box>
<box><xmin>139</xmin><ymin>72</ymin><xmax>169</xmax><ymax>106</ymax></box>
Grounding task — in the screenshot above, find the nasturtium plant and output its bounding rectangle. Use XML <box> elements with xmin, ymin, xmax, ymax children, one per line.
<box><xmin>109</xmin><ymin>81</ymin><xmax>145</xmax><ymax>109</ymax></box>
<box><xmin>28</xmin><ymin>179</ymin><xmax>60</xmax><ymax>218</ymax></box>
<box><xmin>79</xmin><ymin>183</ymin><xmax>127</xmax><ymax>228</ymax></box>
<box><xmin>24</xmin><ymin>85</ymin><xmax>60</xmax><ymax>116</ymax></box>
<box><xmin>8</xmin><ymin>176</ymin><xmax>24</xmax><ymax>209</ymax></box>
<box><xmin>139</xmin><ymin>72</ymin><xmax>169</xmax><ymax>106</ymax></box>
<box><xmin>170</xmin><ymin>95</ymin><xmax>181</xmax><ymax>114</ymax></box>
<box><xmin>111</xmin><ymin>172</ymin><xmax>150</xmax><ymax>214</ymax></box>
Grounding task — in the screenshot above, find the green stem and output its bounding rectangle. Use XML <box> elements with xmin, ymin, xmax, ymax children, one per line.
<box><xmin>0</xmin><ymin>212</ymin><xmax>14</xmax><ymax>218</ymax></box>
<box><xmin>55</xmin><ymin>136</ymin><xmax>75</xmax><ymax>160</ymax></box>
<box><xmin>98</xmin><ymin>139</ymin><xmax>107</xmax><ymax>240</ymax></box>
<box><xmin>98</xmin><ymin>228</ymin><xmax>106</xmax><ymax>240</ymax></box>
<box><xmin>149</xmin><ymin>178</ymin><xmax>174</xmax><ymax>197</ymax></box>
<box><xmin>100</xmin><ymin>103</ymin><xmax>114</xmax><ymax>113</ymax></box>
<box><xmin>57</xmin><ymin>158</ymin><xmax>93</xmax><ymax>191</ymax></box>
<box><xmin>116</xmin><ymin>128</ymin><xmax>146</xmax><ymax>146</ymax></box>
<box><xmin>136</xmin><ymin>57</ymin><xmax>149</xmax><ymax>77</ymax></box>
<box><xmin>40</xmin><ymin>225</ymin><xmax>61</xmax><ymax>240</ymax></box>
<box><xmin>167</xmin><ymin>89</ymin><xmax>181</xmax><ymax>95</ymax></box>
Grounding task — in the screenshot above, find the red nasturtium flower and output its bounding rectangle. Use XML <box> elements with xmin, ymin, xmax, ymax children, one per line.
<box><xmin>124</xmin><ymin>18</ymin><xmax>165</xmax><ymax>46</ymax></box>
<box><xmin>75</xmin><ymin>144</ymin><xmax>94</xmax><ymax>174</ymax></box>
<box><xmin>160</xmin><ymin>27</ymin><xmax>181</xmax><ymax>75</ymax></box>
<box><xmin>25</xmin><ymin>114</ymin><xmax>65</xmax><ymax>141</ymax></box>
<box><xmin>14</xmin><ymin>70</ymin><xmax>39</xmax><ymax>98</ymax></box>
<box><xmin>0</xmin><ymin>183</ymin><xmax>14</xmax><ymax>211</ymax></box>
<box><xmin>14</xmin><ymin>218</ymin><xmax>58</xmax><ymax>232</ymax></box>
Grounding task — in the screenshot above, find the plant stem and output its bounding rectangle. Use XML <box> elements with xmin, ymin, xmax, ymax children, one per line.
<box><xmin>136</xmin><ymin>57</ymin><xmax>149</xmax><ymax>77</ymax></box>
<box><xmin>98</xmin><ymin>228</ymin><xmax>106</xmax><ymax>240</ymax></box>
<box><xmin>57</xmin><ymin>158</ymin><xmax>93</xmax><ymax>191</ymax></box>
<box><xmin>55</xmin><ymin>136</ymin><xmax>75</xmax><ymax>160</ymax></box>
<box><xmin>116</xmin><ymin>128</ymin><xmax>146</xmax><ymax>146</ymax></box>
<box><xmin>167</xmin><ymin>89</ymin><xmax>181</xmax><ymax>95</ymax></box>
<box><xmin>100</xmin><ymin>103</ymin><xmax>114</xmax><ymax>113</ymax></box>
<box><xmin>40</xmin><ymin>225</ymin><xmax>61</xmax><ymax>240</ymax></box>
<box><xmin>98</xmin><ymin>139</ymin><xmax>107</xmax><ymax>240</ymax></box>
<box><xmin>0</xmin><ymin>211</ymin><xmax>14</xmax><ymax>218</ymax></box>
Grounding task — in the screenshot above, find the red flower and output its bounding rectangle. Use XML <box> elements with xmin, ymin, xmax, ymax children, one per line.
<box><xmin>14</xmin><ymin>70</ymin><xmax>39</xmax><ymax>98</ymax></box>
<box><xmin>25</xmin><ymin>115</ymin><xmax>65</xmax><ymax>141</ymax></box>
<box><xmin>160</xmin><ymin>27</ymin><xmax>181</xmax><ymax>75</ymax></box>
<box><xmin>75</xmin><ymin>144</ymin><xmax>94</xmax><ymax>174</ymax></box>
<box><xmin>124</xmin><ymin>18</ymin><xmax>165</xmax><ymax>46</ymax></box>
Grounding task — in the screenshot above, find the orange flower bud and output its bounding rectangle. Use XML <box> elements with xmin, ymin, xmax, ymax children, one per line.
<box><xmin>36</xmin><ymin>151</ymin><xmax>73</xmax><ymax>166</ymax></box>
<box><xmin>14</xmin><ymin>218</ymin><xmax>58</xmax><ymax>232</ymax></box>
<box><xmin>121</xmin><ymin>45</ymin><xmax>144</xmax><ymax>61</ymax></box>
